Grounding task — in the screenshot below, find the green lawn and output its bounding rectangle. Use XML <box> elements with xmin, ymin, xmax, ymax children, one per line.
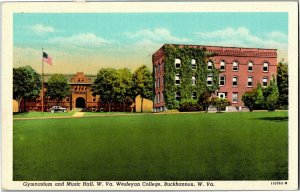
<box><xmin>13</xmin><ymin>111</ymin><xmax>75</xmax><ymax>118</ymax></box>
<box><xmin>13</xmin><ymin>111</ymin><xmax>288</xmax><ymax>181</ymax></box>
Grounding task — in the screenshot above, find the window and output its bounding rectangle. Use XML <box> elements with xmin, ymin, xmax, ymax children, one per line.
<box><xmin>207</xmin><ymin>61</ymin><xmax>213</xmax><ymax>70</ymax></box>
<box><xmin>192</xmin><ymin>92</ymin><xmax>197</xmax><ymax>100</ymax></box>
<box><xmin>157</xmin><ymin>93</ymin><xmax>160</xmax><ymax>104</ymax></box>
<box><xmin>175</xmin><ymin>58</ymin><xmax>181</xmax><ymax>69</ymax></box>
<box><xmin>93</xmin><ymin>97</ymin><xmax>96</xmax><ymax>102</ymax></box>
<box><xmin>248</xmin><ymin>62</ymin><xmax>253</xmax><ymax>71</ymax></box>
<box><xmin>192</xmin><ymin>76</ymin><xmax>196</xmax><ymax>85</ymax></box>
<box><xmin>175</xmin><ymin>91</ymin><xmax>181</xmax><ymax>101</ymax></box>
<box><xmin>233</xmin><ymin>61</ymin><xmax>238</xmax><ymax>71</ymax></box>
<box><xmin>218</xmin><ymin>92</ymin><xmax>226</xmax><ymax>99</ymax></box>
<box><xmin>263</xmin><ymin>62</ymin><xmax>269</xmax><ymax>72</ymax></box>
<box><xmin>219</xmin><ymin>76</ymin><xmax>226</xmax><ymax>86</ymax></box>
<box><xmin>66</xmin><ymin>97</ymin><xmax>69</xmax><ymax>102</ymax></box>
<box><xmin>220</xmin><ymin>60</ymin><xmax>226</xmax><ymax>71</ymax></box>
<box><xmin>161</xmin><ymin>92</ymin><xmax>164</xmax><ymax>102</ymax></box>
<box><xmin>175</xmin><ymin>74</ymin><xmax>180</xmax><ymax>85</ymax></box>
<box><xmin>232</xmin><ymin>93</ymin><xmax>238</xmax><ymax>103</ymax></box>
<box><xmin>232</xmin><ymin>76</ymin><xmax>238</xmax><ymax>86</ymax></box>
<box><xmin>207</xmin><ymin>75</ymin><xmax>213</xmax><ymax>86</ymax></box>
<box><xmin>247</xmin><ymin>76</ymin><xmax>253</xmax><ymax>87</ymax></box>
<box><xmin>157</xmin><ymin>64</ymin><xmax>160</xmax><ymax>72</ymax></box>
<box><xmin>158</xmin><ymin>78</ymin><xmax>160</xmax><ymax>88</ymax></box>
<box><xmin>263</xmin><ymin>77</ymin><xmax>268</xmax><ymax>87</ymax></box>
<box><xmin>191</xmin><ymin>59</ymin><xmax>197</xmax><ymax>70</ymax></box>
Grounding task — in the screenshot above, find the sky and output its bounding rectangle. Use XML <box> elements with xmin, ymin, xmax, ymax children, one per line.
<box><xmin>13</xmin><ymin>12</ymin><xmax>288</xmax><ymax>74</ymax></box>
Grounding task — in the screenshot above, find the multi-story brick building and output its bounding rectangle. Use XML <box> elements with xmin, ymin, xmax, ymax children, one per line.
<box><xmin>152</xmin><ymin>44</ymin><xmax>277</xmax><ymax>112</ymax></box>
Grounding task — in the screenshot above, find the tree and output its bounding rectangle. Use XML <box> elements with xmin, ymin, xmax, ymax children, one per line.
<box><xmin>116</xmin><ymin>68</ymin><xmax>134</xmax><ymax>112</ymax></box>
<box><xmin>133</xmin><ymin>65</ymin><xmax>153</xmax><ymax>112</ymax></box>
<box><xmin>263</xmin><ymin>75</ymin><xmax>279</xmax><ymax>111</ymax></box>
<box><xmin>277</xmin><ymin>61</ymin><xmax>288</xmax><ymax>109</ymax></box>
<box><xmin>45</xmin><ymin>74</ymin><xmax>70</xmax><ymax>105</ymax></box>
<box><xmin>13</xmin><ymin>66</ymin><xmax>41</xmax><ymax>112</ymax></box>
<box><xmin>254</xmin><ymin>83</ymin><xmax>265</xmax><ymax>109</ymax></box>
<box><xmin>241</xmin><ymin>92</ymin><xmax>256</xmax><ymax>112</ymax></box>
<box><xmin>92</xmin><ymin>68</ymin><xmax>119</xmax><ymax>112</ymax></box>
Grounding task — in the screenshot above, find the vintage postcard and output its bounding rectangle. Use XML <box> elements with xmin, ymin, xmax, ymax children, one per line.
<box><xmin>1</xmin><ymin>1</ymin><xmax>298</xmax><ymax>190</ymax></box>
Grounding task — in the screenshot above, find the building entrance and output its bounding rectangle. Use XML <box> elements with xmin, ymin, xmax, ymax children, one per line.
<box><xmin>76</xmin><ymin>97</ymin><xmax>85</xmax><ymax>108</ymax></box>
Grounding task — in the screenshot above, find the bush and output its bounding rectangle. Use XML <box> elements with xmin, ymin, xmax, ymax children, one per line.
<box><xmin>210</xmin><ymin>97</ymin><xmax>230</xmax><ymax>112</ymax></box>
<box><xmin>179</xmin><ymin>99</ymin><xmax>202</xmax><ymax>112</ymax></box>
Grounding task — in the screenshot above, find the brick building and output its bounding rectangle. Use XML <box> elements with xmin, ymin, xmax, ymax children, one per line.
<box><xmin>18</xmin><ymin>72</ymin><xmax>134</xmax><ymax>112</ymax></box>
<box><xmin>152</xmin><ymin>44</ymin><xmax>277</xmax><ymax>112</ymax></box>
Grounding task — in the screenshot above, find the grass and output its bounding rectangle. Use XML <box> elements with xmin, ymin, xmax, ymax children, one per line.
<box><xmin>13</xmin><ymin>111</ymin><xmax>288</xmax><ymax>181</ymax></box>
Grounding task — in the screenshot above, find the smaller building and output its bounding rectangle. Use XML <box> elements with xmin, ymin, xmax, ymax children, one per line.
<box><xmin>17</xmin><ymin>72</ymin><xmax>133</xmax><ymax>112</ymax></box>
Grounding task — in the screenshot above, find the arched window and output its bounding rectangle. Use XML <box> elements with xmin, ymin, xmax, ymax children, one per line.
<box><xmin>207</xmin><ymin>61</ymin><xmax>213</xmax><ymax>70</ymax></box>
<box><xmin>232</xmin><ymin>61</ymin><xmax>238</xmax><ymax>71</ymax></box>
<box><xmin>220</xmin><ymin>60</ymin><xmax>226</xmax><ymax>71</ymax></box>
<box><xmin>191</xmin><ymin>59</ymin><xmax>196</xmax><ymax>70</ymax></box>
<box><xmin>263</xmin><ymin>62</ymin><xmax>269</xmax><ymax>72</ymax></box>
<box><xmin>175</xmin><ymin>58</ymin><xmax>181</xmax><ymax>69</ymax></box>
<box><xmin>248</xmin><ymin>62</ymin><xmax>253</xmax><ymax>71</ymax></box>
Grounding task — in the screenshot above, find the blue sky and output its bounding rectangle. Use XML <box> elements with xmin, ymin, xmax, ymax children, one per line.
<box><xmin>14</xmin><ymin>12</ymin><xmax>288</xmax><ymax>74</ymax></box>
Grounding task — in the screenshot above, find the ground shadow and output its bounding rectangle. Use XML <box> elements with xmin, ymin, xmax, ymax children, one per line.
<box><xmin>253</xmin><ymin>116</ymin><xmax>288</xmax><ymax>122</ymax></box>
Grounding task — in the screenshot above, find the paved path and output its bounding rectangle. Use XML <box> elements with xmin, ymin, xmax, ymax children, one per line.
<box><xmin>72</xmin><ymin>112</ymin><xmax>85</xmax><ymax>117</ymax></box>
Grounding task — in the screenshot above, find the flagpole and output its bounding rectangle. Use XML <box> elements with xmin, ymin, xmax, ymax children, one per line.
<box><xmin>42</xmin><ymin>48</ymin><xmax>44</xmax><ymax>114</ymax></box>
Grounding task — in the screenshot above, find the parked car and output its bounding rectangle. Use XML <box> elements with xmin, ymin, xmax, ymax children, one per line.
<box><xmin>50</xmin><ymin>106</ymin><xmax>67</xmax><ymax>113</ymax></box>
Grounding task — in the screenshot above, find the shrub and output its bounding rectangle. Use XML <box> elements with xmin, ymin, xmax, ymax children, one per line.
<box><xmin>210</xmin><ymin>97</ymin><xmax>230</xmax><ymax>112</ymax></box>
<box><xmin>179</xmin><ymin>99</ymin><xmax>202</xmax><ymax>112</ymax></box>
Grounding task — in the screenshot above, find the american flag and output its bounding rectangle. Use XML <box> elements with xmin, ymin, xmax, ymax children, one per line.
<box><xmin>43</xmin><ymin>52</ymin><xmax>52</xmax><ymax>65</ymax></box>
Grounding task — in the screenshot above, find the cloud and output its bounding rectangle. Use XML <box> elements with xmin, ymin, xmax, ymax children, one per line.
<box><xmin>49</xmin><ymin>33</ymin><xmax>111</xmax><ymax>48</ymax></box>
<box><xmin>194</xmin><ymin>27</ymin><xmax>287</xmax><ymax>50</ymax></box>
<box><xmin>30</xmin><ymin>24</ymin><xmax>55</xmax><ymax>35</ymax></box>
<box><xmin>123</xmin><ymin>28</ymin><xmax>190</xmax><ymax>54</ymax></box>
<box><xmin>124</xmin><ymin>28</ymin><xmax>190</xmax><ymax>43</ymax></box>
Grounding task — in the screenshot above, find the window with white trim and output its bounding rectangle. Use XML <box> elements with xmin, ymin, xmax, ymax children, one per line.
<box><xmin>157</xmin><ymin>93</ymin><xmax>160</xmax><ymax>104</ymax></box>
<box><xmin>219</xmin><ymin>76</ymin><xmax>226</xmax><ymax>86</ymax></box>
<box><xmin>247</xmin><ymin>76</ymin><xmax>253</xmax><ymax>87</ymax></box>
<box><xmin>263</xmin><ymin>77</ymin><xmax>268</xmax><ymax>87</ymax></box>
<box><xmin>175</xmin><ymin>58</ymin><xmax>181</xmax><ymax>69</ymax></box>
<box><xmin>175</xmin><ymin>74</ymin><xmax>180</xmax><ymax>85</ymax></box>
<box><xmin>192</xmin><ymin>76</ymin><xmax>196</xmax><ymax>85</ymax></box>
<box><xmin>220</xmin><ymin>60</ymin><xmax>226</xmax><ymax>71</ymax></box>
<box><xmin>191</xmin><ymin>59</ymin><xmax>196</xmax><ymax>70</ymax></box>
<box><xmin>175</xmin><ymin>91</ymin><xmax>181</xmax><ymax>101</ymax></box>
<box><xmin>192</xmin><ymin>92</ymin><xmax>197</xmax><ymax>100</ymax></box>
<box><xmin>207</xmin><ymin>75</ymin><xmax>213</xmax><ymax>86</ymax></box>
<box><xmin>233</xmin><ymin>61</ymin><xmax>238</xmax><ymax>71</ymax></box>
<box><xmin>207</xmin><ymin>61</ymin><xmax>213</xmax><ymax>70</ymax></box>
<box><xmin>263</xmin><ymin>62</ymin><xmax>269</xmax><ymax>72</ymax></box>
<box><xmin>232</xmin><ymin>76</ymin><xmax>238</xmax><ymax>86</ymax></box>
<box><xmin>248</xmin><ymin>62</ymin><xmax>253</xmax><ymax>71</ymax></box>
<box><xmin>232</xmin><ymin>92</ymin><xmax>238</xmax><ymax>103</ymax></box>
